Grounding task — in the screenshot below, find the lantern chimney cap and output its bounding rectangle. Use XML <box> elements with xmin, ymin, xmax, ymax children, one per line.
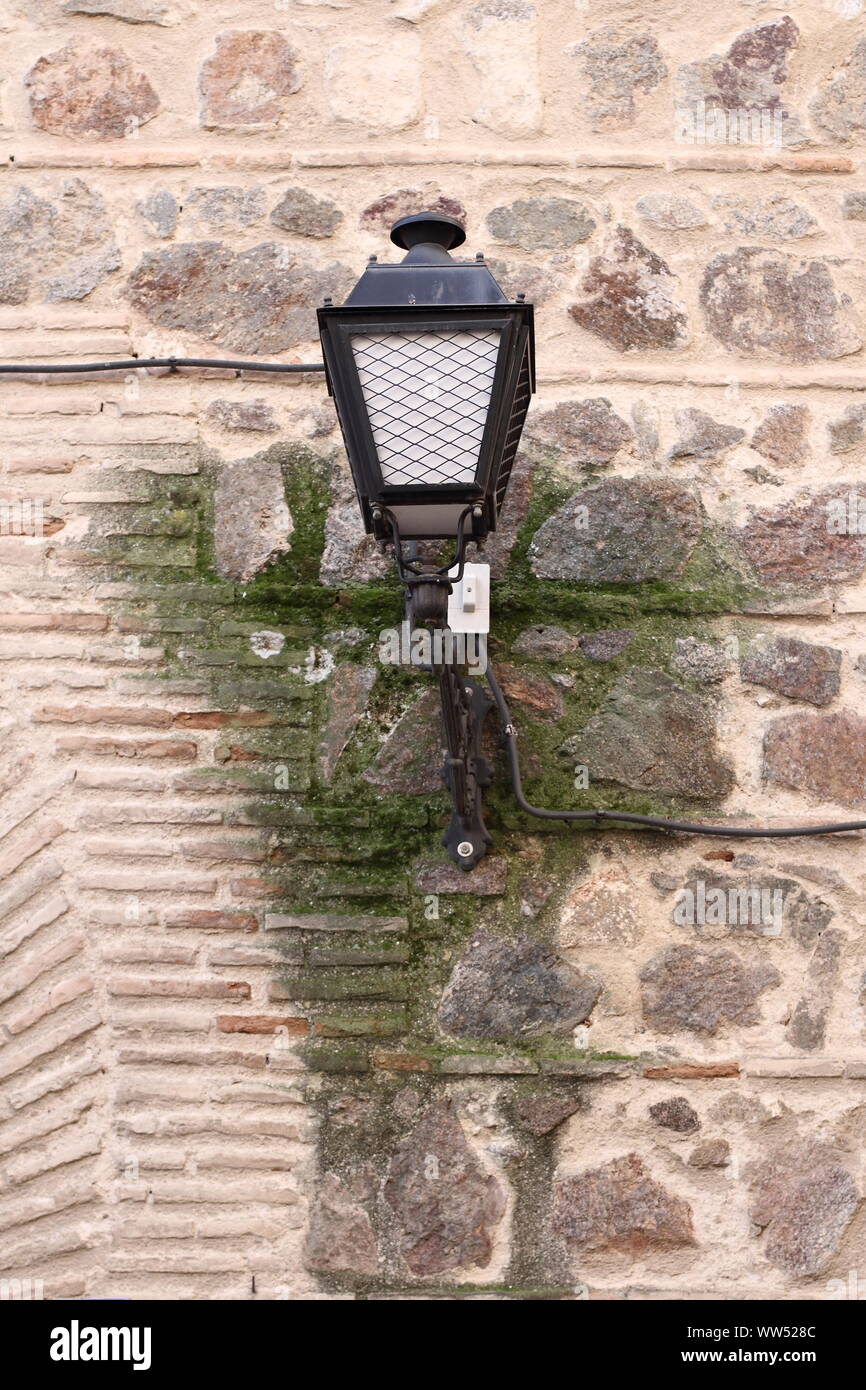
<box><xmin>390</xmin><ymin>211</ymin><xmax>467</xmax><ymax>253</ymax></box>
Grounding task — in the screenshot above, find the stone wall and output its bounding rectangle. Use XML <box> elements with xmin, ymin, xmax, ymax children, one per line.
<box><xmin>1</xmin><ymin>0</ymin><xmax>866</xmax><ymax>1301</ymax></box>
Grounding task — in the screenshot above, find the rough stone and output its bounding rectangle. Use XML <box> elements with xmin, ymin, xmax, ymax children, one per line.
<box><xmin>204</xmin><ymin>399</ymin><xmax>279</xmax><ymax>434</ymax></box>
<box><xmin>359</xmin><ymin>187</ymin><xmax>466</xmax><ymax>233</ymax></box>
<box><xmin>438</xmin><ymin>929</ymin><xmax>601</xmax><ymax>1040</ymax></box>
<box><xmin>496</xmin><ymin>665</ymin><xmax>564</xmax><ymax>720</ymax></box>
<box><xmin>486</xmin><ymin>198</ymin><xmax>596</xmax><ymax>250</ymax></box>
<box><xmin>0</xmin><ymin>181</ymin><xmax>120</xmax><ymax>304</ymax></box>
<box><xmin>213</xmin><ymin>456</ymin><xmax>292</xmax><ymax>582</ymax></box>
<box><xmin>811</xmin><ymin>38</ymin><xmax>866</xmax><ymax>144</ymax></box>
<box><xmin>577</xmin><ymin>630</ymin><xmax>635</xmax><ymax>663</ymax></box>
<box><xmin>137</xmin><ymin>188</ymin><xmax>177</xmax><ymax>239</ymax></box>
<box><xmin>512</xmin><ymin>625</ymin><xmax>580</xmax><ymax>660</ymax></box>
<box><xmin>671</xmin><ymin>637</ymin><xmax>729</xmax><ymax>685</ymax></box>
<box><xmin>700</xmin><ymin>249</ymin><xmax>862</xmax><ymax>364</ymax></box>
<box><xmin>764</xmin><ymin>710</ymin><xmax>866</xmax><ymax>808</ymax></box>
<box><xmin>384</xmin><ymin>1101</ymin><xmax>505</xmax><ymax>1275</ymax></box>
<box><xmin>739</xmin><ymin>489</ymin><xmax>866</xmax><ymax>589</ymax></box>
<box><xmin>559</xmin><ymin>871</ymin><xmax>642</xmax><ymax>948</ymax></box>
<box><xmin>460</xmin><ymin>1</ymin><xmax>542</xmax><ymax>139</ymax></box>
<box><xmin>675</xmin><ymin>18</ymin><xmax>804</xmax><ymax>148</ymax></box>
<box><xmin>303</xmin><ymin>1172</ymin><xmax>379</xmax><ymax>1275</ymax></box>
<box><xmin>554</xmin><ymin>1154</ymin><xmax>695</xmax><ymax>1254</ymax></box>
<box><xmin>828</xmin><ymin>403</ymin><xmax>866</xmax><ymax>455</ymax></box>
<box><xmin>713</xmin><ymin>196</ymin><xmax>817</xmax><ymax>241</ymax></box>
<box><xmin>514</xmin><ymin>1093</ymin><xmax>581</xmax><ymax>1137</ymax></box>
<box><xmin>183</xmin><ymin>186</ymin><xmax>266</xmax><ymax>230</ymax></box>
<box><xmin>842</xmin><ymin>191</ymin><xmax>866</xmax><ymax>221</ymax></box>
<box><xmin>526</xmin><ymin>398</ymin><xmax>633</xmax><ymax>468</ymax></box>
<box><xmin>649</xmin><ymin>1097</ymin><xmax>700</xmax><ymax>1133</ymax></box>
<box><xmin>518</xmin><ymin>877</ymin><xmax>555</xmax><ymax>920</ymax></box>
<box><xmin>667</xmin><ymin>408</ymin><xmax>745</xmax><ymax>461</ymax></box>
<box><xmin>740</xmin><ymin>636</ymin><xmax>842</xmax><ymax>708</ymax></box>
<box><xmin>631</xmin><ymin>401</ymin><xmax>659</xmax><ymax>460</ymax></box>
<box><xmin>199</xmin><ymin>31</ymin><xmax>302</xmax><ymax>129</ymax></box>
<box><xmin>689</xmin><ymin>1139</ymin><xmax>730</xmax><ymax>1168</ymax></box>
<box><xmin>320</xmin><ymin>664</ymin><xmax>377</xmax><ymax>782</ymax></box>
<box><xmin>363</xmin><ymin>689</ymin><xmax>443</xmax><ymax>796</ymax></box>
<box><xmin>562</xmin><ymin>668</ymin><xmax>734</xmax><ymax>800</ymax></box>
<box><xmin>126</xmin><ymin>243</ymin><xmax>353</xmax><ymax>354</ymax></box>
<box><xmin>271</xmin><ymin>187</ymin><xmax>343</xmax><ymax>239</ymax></box>
<box><xmin>570</xmin><ymin>227</ymin><xmax>688</xmax><ymax>352</ymax></box>
<box><xmin>320</xmin><ymin>468</ymin><xmax>390</xmax><ymax>588</ymax></box>
<box><xmin>573</xmin><ymin>28</ymin><xmax>667</xmax><ymax>130</ymax></box>
<box><xmin>785</xmin><ymin>928</ymin><xmax>845</xmax><ymax>1051</ymax></box>
<box><xmin>748</xmin><ymin>1141</ymin><xmax>859</xmax><ymax>1276</ymax></box>
<box><xmin>485</xmin><ymin>259</ymin><xmax>563</xmax><ymax>306</ymax></box>
<box><xmin>529</xmin><ymin>479</ymin><xmax>702</xmax><ymax>583</ymax></box>
<box><xmin>636</xmin><ymin>194</ymin><xmax>707</xmax><ymax>231</ymax></box>
<box><xmin>476</xmin><ymin>450</ymin><xmax>534</xmax><ymax>580</ymax></box>
<box><xmin>751</xmin><ymin>404</ymin><xmax>811</xmax><ymax>467</ymax></box>
<box><xmin>26</xmin><ymin>42</ymin><xmax>160</xmax><ymax>138</ymax></box>
<box><xmin>640</xmin><ymin>945</ymin><xmax>780</xmax><ymax>1035</ymax></box>
<box><xmin>414</xmin><ymin>858</ymin><xmax>507</xmax><ymax>896</ymax></box>
<box><xmin>325</xmin><ymin>33</ymin><xmax>422</xmax><ymax>131</ymax></box>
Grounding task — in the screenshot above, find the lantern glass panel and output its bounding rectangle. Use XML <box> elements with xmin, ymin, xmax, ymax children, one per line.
<box><xmin>351</xmin><ymin>328</ymin><xmax>500</xmax><ymax>488</ymax></box>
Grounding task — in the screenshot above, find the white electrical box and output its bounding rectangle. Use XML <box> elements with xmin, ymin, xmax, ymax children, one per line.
<box><xmin>446</xmin><ymin>562</ymin><xmax>490</xmax><ymax>634</ymax></box>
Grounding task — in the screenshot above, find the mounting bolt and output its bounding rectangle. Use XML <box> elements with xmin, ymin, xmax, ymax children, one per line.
<box><xmin>516</xmin><ymin>292</ymin><xmax>526</xmax><ymax>302</ymax></box>
<box><xmin>475</xmin><ymin>252</ymin><xmax>484</xmax><ymax>261</ymax></box>
<box><xmin>323</xmin><ymin>296</ymin><xmax>333</xmax><ymax>306</ymax></box>
<box><xmin>457</xmin><ymin>841</ymin><xmax>474</xmax><ymax>859</ymax></box>
<box><xmin>368</xmin><ymin>254</ymin><xmax>378</xmax><ymax>263</ymax></box>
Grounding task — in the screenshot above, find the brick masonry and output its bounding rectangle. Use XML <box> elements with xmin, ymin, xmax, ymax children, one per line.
<box><xmin>1</xmin><ymin>1</ymin><xmax>866</xmax><ymax>1301</ymax></box>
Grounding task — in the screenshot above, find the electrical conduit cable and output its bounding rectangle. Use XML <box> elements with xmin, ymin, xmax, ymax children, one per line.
<box><xmin>485</xmin><ymin>664</ymin><xmax>866</xmax><ymax>840</ymax></box>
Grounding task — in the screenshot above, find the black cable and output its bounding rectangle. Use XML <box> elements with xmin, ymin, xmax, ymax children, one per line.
<box><xmin>485</xmin><ymin>665</ymin><xmax>866</xmax><ymax>839</ymax></box>
<box><xmin>0</xmin><ymin>357</ymin><xmax>326</xmax><ymax>375</ymax></box>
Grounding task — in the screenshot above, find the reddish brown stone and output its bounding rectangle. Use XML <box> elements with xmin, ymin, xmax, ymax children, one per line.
<box><xmin>748</xmin><ymin>1141</ymin><xmax>858</xmax><ymax>1276</ymax></box>
<box><xmin>359</xmin><ymin>187</ymin><xmax>466</xmax><ymax>233</ymax></box>
<box><xmin>304</xmin><ymin>1173</ymin><xmax>379</xmax><ymax>1276</ymax></box>
<box><xmin>701</xmin><ymin>249</ymin><xmax>862</xmax><ymax>363</ymax></box>
<box><xmin>199</xmin><ymin>31</ymin><xmax>302</xmax><ymax>129</ymax></box>
<box><xmin>570</xmin><ymin>226</ymin><xmax>688</xmax><ymax>352</ymax></box>
<box><xmin>740</xmin><ymin>636</ymin><xmax>841</xmax><ymax>707</ymax></box>
<box><xmin>384</xmin><ymin>1101</ymin><xmax>505</xmax><ymax>1274</ymax></box>
<box><xmin>764</xmin><ymin>710</ymin><xmax>866</xmax><ymax>807</ymax></box>
<box><xmin>554</xmin><ymin>1154</ymin><xmax>695</xmax><ymax>1255</ymax></box>
<box><xmin>515</xmin><ymin>1093</ymin><xmax>582</xmax><ymax>1136</ymax></box>
<box><xmin>640</xmin><ymin>946</ymin><xmax>779</xmax><ymax>1035</ymax></box>
<box><xmin>751</xmin><ymin>404</ymin><xmax>811</xmax><ymax>467</ymax></box>
<box><xmin>414</xmin><ymin>857</ymin><xmax>507</xmax><ymax>896</ymax></box>
<box><xmin>739</xmin><ymin>488</ymin><xmax>866</xmax><ymax>588</ymax></box>
<box><xmin>496</xmin><ymin>664</ymin><xmax>564</xmax><ymax>720</ymax></box>
<box><xmin>26</xmin><ymin>43</ymin><xmax>159</xmax><ymax>138</ymax></box>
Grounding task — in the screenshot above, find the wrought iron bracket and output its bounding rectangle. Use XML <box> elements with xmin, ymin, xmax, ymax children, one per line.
<box><xmin>382</xmin><ymin>506</ymin><xmax>494</xmax><ymax>871</ymax></box>
<box><xmin>437</xmin><ymin>665</ymin><xmax>494</xmax><ymax>871</ymax></box>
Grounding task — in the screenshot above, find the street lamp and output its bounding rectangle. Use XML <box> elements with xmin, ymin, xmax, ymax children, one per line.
<box><xmin>318</xmin><ymin>212</ymin><xmax>535</xmax><ymax>870</ymax></box>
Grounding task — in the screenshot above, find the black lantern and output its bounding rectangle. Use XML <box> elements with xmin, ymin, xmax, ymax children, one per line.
<box><xmin>317</xmin><ymin>212</ymin><xmax>534</xmax><ymax>545</ymax></box>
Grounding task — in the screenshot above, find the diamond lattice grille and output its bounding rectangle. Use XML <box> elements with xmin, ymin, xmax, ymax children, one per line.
<box><xmin>352</xmin><ymin>329</ymin><xmax>500</xmax><ymax>486</ymax></box>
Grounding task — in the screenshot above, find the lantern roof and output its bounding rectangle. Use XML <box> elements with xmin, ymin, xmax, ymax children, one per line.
<box><xmin>343</xmin><ymin>211</ymin><xmax>509</xmax><ymax>309</ymax></box>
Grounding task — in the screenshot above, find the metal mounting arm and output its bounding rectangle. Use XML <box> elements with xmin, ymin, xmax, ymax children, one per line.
<box><xmin>379</xmin><ymin>506</ymin><xmax>494</xmax><ymax>871</ymax></box>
